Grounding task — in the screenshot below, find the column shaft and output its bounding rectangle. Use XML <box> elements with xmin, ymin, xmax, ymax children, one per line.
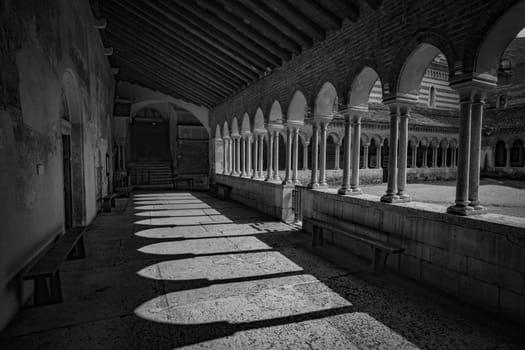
<box><xmin>412</xmin><ymin>146</ymin><xmax>417</xmax><ymax>168</ymax></box>
<box><xmin>319</xmin><ymin>122</ymin><xmax>329</xmax><ymax>187</ymax></box>
<box><xmin>292</xmin><ymin>128</ymin><xmax>300</xmax><ymax>184</ymax></box>
<box><xmin>350</xmin><ymin>117</ymin><xmax>362</xmax><ymax>192</ymax></box>
<box><xmin>273</xmin><ymin>131</ymin><xmax>281</xmax><ymax>181</ymax></box>
<box><xmin>303</xmin><ymin>142</ymin><xmax>309</xmax><ymax>170</ymax></box>
<box><xmin>397</xmin><ymin>114</ymin><xmax>409</xmax><ymax>200</ymax></box>
<box><xmin>468</xmin><ymin>100</ymin><xmax>484</xmax><ymax>208</ymax></box>
<box><xmin>377</xmin><ymin>145</ymin><xmax>382</xmax><ymax>169</ymax></box>
<box><xmin>363</xmin><ymin>145</ymin><xmax>369</xmax><ymax>169</ymax></box>
<box><xmin>334</xmin><ymin>144</ymin><xmax>340</xmax><ymax>170</ymax></box>
<box><xmin>222</xmin><ymin>139</ymin><xmax>227</xmax><ymax>175</ymax></box>
<box><xmin>266</xmin><ymin>132</ymin><xmax>273</xmax><ymax>181</ymax></box>
<box><xmin>246</xmin><ymin>136</ymin><xmax>252</xmax><ymax>177</ymax></box>
<box><xmin>382</xmin><ymin>110</ymin><xmax>399</xmax><ymax>201</ymax></box>
<box><xmin>338</xmin><ymin>117</ymin><xmax>352</xmax><ymax>194</ymax></box>
<box><xmin>240</xmin><ymin>137</ymin><xmax>246</xmax><ymax>177</ymax></box>
<box><xmin>308</xmin><ymin>123</ymin><xmax>320</xmax><ymax>188</ymax></box>
<box><xmin>252</xmin><ymin>134</ymin><xmax>258</xmax><ymax>179</ymax></box>
<box><xmin>284</xmin><ymin>128</ymin><xmax>293</xmax><ymax>184</ymax></box>
<box><xmin>258</xmin><ymin>134</ymin><xmax>264</xmax><ymax>178</ymax></box>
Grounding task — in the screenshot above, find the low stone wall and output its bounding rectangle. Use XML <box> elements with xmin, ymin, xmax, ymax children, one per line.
<box><xmin>301</xmin><ymin>189</ymin><xmax>525</xmax><ymax>323</ymax></box>
<box><xmin>214</xmin><ymin>174</ymin><xmax>294</xmax><ymax>222</ymax></box>
<box><xmin>407</xmin><ymin>167</ymin><xmax>457</xmax><ymax>182</ymax></box>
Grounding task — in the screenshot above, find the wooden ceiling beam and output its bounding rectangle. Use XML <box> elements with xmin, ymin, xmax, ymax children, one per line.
<box><xmin>216</xmin><ymin>0</ymin><xmax>301</xmax><ymax>53</ymax></box>
<box><xmin>318</xmin><ymin>0</ymin><xmax>360</xmax><ymax>22</ymax></box>
<box><xmin>119</xmin><ymin>64</ymin><xmax>213</xmax><ymax>107</ymax></box>
<box><xmin>288</xmin><ymin>0</ymin><xmax>341</xmax><ymax>30</ymax></box>
<box><xmin>104</xmin><ymin>2</ymin><xmax>257</xmax><ymax>82</ymax></box>
<box><xmin>116</xmin><ymin>55</ymin><xmax>224</xmax><ymax>104</ymax></box>
<box><xmin>165</xmin><ymin>0</ymin><xmax>283</xmax><ymax>66</ymax></box>
<box><xmin>364</xmin><ymin>0</ymin><xmax>383</xmax><ymax>10</ymax></box>
<box><xmin>114</xmin><ymin>49</ymin><xmax>230</xmax><ymax>101</ymax></box>
<box><xmin>126</xmin><ymin>1</ymin><xmax>265</xmax><ymax>74</ymax></box>
<box><xmin>107</xmin><ymin>24</ymin><xmax>241</xmax><ymax>91</ymax></box>
<box><xmin>264</xmin><ymin>0</ymin><xmax>325</xmax><ymax>42</ymax></box>
<box><xmin>110</xmin><ymin>39</ymin><xmax>236</xmax><ymax>97</ymax></box>
<box><xmin>236</xmin><ymin>0</ymin><xmax>311</xmax><ymax>48</ymax></box>
<box><xmin>195</xmin><ymin>0</ymin><xmax>295</xmax><ymax>59</ymax></box>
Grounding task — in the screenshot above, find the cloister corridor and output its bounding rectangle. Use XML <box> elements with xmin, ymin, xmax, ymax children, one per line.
<box><xmin>0</xmin><ymin>192</ymin><xmax>522</xmax><ymax>350</ymax></box>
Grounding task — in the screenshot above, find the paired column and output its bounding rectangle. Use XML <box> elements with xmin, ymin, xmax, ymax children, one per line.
<box><xmin>272</xmin><ymin>129</ymin><xmax>282</xmax><ymax>182</ymax></box>
<box><xmin>283</xmin><ymin>127</ymin><xmax>293</xmax><ymax>184</ymax></box>
<box><xmin>252</xmin><ymin>133</ymin><xmax>259</xmax><ymax>179</ymax></box>
<box><xmin>258</xmin><ymin>134</ymin><xmax>264</xmax><ymax>178</ymax></box>
<box><xmin>362</xmin><ymin>144</ymin><xmax>369</xmax><ymax>169</ymax></box>
<box><xmin>302</xmin><ymin>141</ymin><xmax>309</xmax><ymax>170</ymax></box>
<box><xmin>334</xmin><ymin>143</ymin><xmax>341</xmax><ymax>170</ymax></box>
<box><xmin>411</xmin><ymin>144</ymin><xmax>417</xmax><ymax>168</ymax></box>
<box><xmin>240</xmin><ymin>135</ymin><xmax>246</xmax><ymax>177</ymax></box>
<box><xmin>222</xmin><ymin>138</ymin><xmax>229</xmax><ymax>175</ymax></box>
<box><xmin>245</xmin><ymin>135</ymin><xmax>252</xmax><ymax>177</ymax></box>
<box><xmin>377</xmin><ymin>144</ymin><xmax>382</xmax><ymax>169</ymax></box>
<box><xmin>308</xmin><ymin>121</ymin><xmax>320</xmax><ymax>188</ymax></box>
<box><xmin>292</xmin><ymin>127</ymin><xmax>301</xmax><ymax>184</ymax></box>
<box><xmin>381</xmin><ymin>103</ymin><xmax>410</xmax><ymax>203</ymax></box>
<box><xmin>234</xmin><ymin>136</ymin><xmax>241</xmax><ymax>176</ymax></box>
<box><xmin>468</xmin><ymin>98</ymin><xmax>485</xmax><ymax>209</ymax></box>
<box><xmin>350</xmin><ymin>114</ymin><xmax>363</xmax><ymax>193</ymax></box>
<box><xmin>318</xmin><ymin>120</ymin><xmax>330</xmax><ymax>188</ymax></box>
<box><xmin>338</xmin><ymin>114</ymin><xmax>352</xmax><ymax>195</ymax></box>
<box><xmin>265</xmin><ymin>131</ymin><xmax>274</xmax><ymax>181</ymax></box>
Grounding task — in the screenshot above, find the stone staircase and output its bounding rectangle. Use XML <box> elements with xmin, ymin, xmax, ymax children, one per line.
<box><xmin>131</xmin><ymin>161</ymin><xmax>173</xmax><ymax>188</ymax></box>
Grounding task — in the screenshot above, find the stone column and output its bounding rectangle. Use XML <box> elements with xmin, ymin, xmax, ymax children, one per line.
<box><xmin>397</xmin><ymin>110</ymin><xmax>410</xmax><ymax>200</ymax></box>
<box><xmin>381</xmin><ymin>106</ymin><xmax>400</xmax><ymax>202</ymax></box>
<box><xmin>319</xmin><ymin>120</ymin><xmax>329</xmax><ymax>188</ymax></box>
<box><xmin>447</xmin><ymin>88</ymin><xmax>473</xmax><ymax>215</ymax></box>
<box><xmin>246</xmin><ymin>135</ymin><xmax>252</xmax><ymax>177</ymax></box>
<box><xmin>432</xmin><ymin>147</ymin><xmax>438</xmax><ymax>168</ymax></box>
<box><xmin>265</xmin><ymin>131</ymin><xmax>274</xmax><ymax>181</ymax></box>
<box><xmin>334</xmin><ymin>143</ymin><xmax>341</xmax><ymax>170</ymax></box>
<box><xmin>411</xmin><ymin>145</ymin><xmax>417</xmax><ymax>168</ymax></box>
<box><xmin>350</xmin><ymin>114</ymin><xmax>362</xmax><ymax>193</ymax></box>
<box><xmin>252</xmin><ymin>133</ymin><xmax>258</xmax><ymax>179</ymax></box>
<box><xmin>377</xmin><ymin>145</ymin><xmax>382</xmax><ymax>169</ymax></box>
<box><xmin>451</xmin><ymin>147</ymin><xmax>456</xmax><ymax>167</ymax></box>
<box><xmin>258</xmin><ymin>134</ymin><xmax>264</xmax><ymax>178</ymax></box>
<box><xmin>240</xmin><ymin>136</ymin><xmax>246</xmax><ymax>177</ymax></box>
<box><xmin>506</xmin><ymin>147</ymin><xmax>511</xmax><ymax>168</ymax></box>
<box><xmin>291</xmin><ymin>124</ymin><xmax>302</xmax><ymax>184</ymax></box>
<box><xmin>362</xmin><ymin>144</ymin><xmax>369</xmax><ymax>169</ymax></box>
<box><xmin>303</xmin><ymin>141</ymin><xmax>309</xmax><ymax>170</ymax></box>
<box><xmin>468</xmin><ymin>98</ymin><xmax>485</xmax><ymax>209</ymax></box>
<box><xmin>283</xmin><ymin>127</ymin><xmax>293</xmax><ymax>184</ymax></box>
<box><xmin>423</xmin><ymin>147</ymin><xmax>428</xmax><ymax>168</ymax></box>
<box><xmin>338</xmin><ymin>115</ymin><xmax>352</xmax><ymax>194</ymax></box>
<box><xmin>273</xmin><ymin>130</ymin><xmax>282</xmax><ymax>182</ymax></box>
<box><xmin>222</xmin><ymin>138</ymin><xmax>228</xmax><ymax>175</ymax></box>
<box><xmin>443</xmin><ymin>146</ymin><xmax>448</xmax><ymax>167</ymax></box>
<box><xmin>308</xmin><ymin>121</ymin><xmax>320</xmax><ymax>189</ymax></box>
<box><xmin>229</xmin><ymin>138</ymin><xmax>235</xmax><ymax>176</ymax></box>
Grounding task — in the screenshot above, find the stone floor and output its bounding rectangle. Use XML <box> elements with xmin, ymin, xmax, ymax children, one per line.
<box><xmin>1</xmin><ymin>191</ymin><xmax>524</xmax><ymax>349</ymax></box>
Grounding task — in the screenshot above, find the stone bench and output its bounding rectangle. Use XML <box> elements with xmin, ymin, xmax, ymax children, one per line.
<box><xmin>23</xmin><ymin>227</ymin><xmax>87</xmax><ymax>306</ymax></box>
<box><xmin>215</xmin><ymin>183</ymin><xmax>233</xmax><ymax>200</ymax></box>
<box><xmin>303</xmin><ymin>217</ymin><xmax>404</xmax><ymax>275</ymax></box>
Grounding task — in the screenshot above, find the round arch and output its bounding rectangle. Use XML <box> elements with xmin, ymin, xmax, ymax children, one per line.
<box><xmin>349</xmin><ymin>66</ymin><xmax>381</xmax><ymax>107</ymax></box>
<box><xmin>287</xmin><ymin>90</ymin><xmax>308</xmax><ymax>122</ymax></box>
<box><xmin>314</xmin><ymin>82</ymin><xmax>337</xmax><ymax>117</ymax></box>
<box><xmin>268</xmin><ymin>100</ymin><xmax>283</xmax><ymax>124</ymax></box>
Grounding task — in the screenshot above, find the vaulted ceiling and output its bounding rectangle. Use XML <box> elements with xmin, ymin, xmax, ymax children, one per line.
<box><xmin>93</xmin><ymin>0</ymin><xmax>382</xmax><ymax>108</ymax></box>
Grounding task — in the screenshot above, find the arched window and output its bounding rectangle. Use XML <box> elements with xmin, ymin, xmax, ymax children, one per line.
<box><xmin>495</xmin><ymin>141</ymin><xmax>507</xmax><ymax>167</ymax></box>
<box><xmin>510</xmin><ymin>139</ymin><xmax>524</xmax><ymax>167</ymax></box>
<box><xmin>429</xmin><ymin>86</ymin><xmax>436</xmax><ymax>107</ymax></box>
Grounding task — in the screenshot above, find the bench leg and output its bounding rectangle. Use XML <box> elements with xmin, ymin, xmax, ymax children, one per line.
<box><xmin>67</xmin><ymin>236</ymin><xmax>86</xmax><ymax>260</ymax></box>
<box><xmin>312</xmin><ymin>226</ymin><xmax>323</xmax><ymax>247</ymax></box>
<box><xmin>371</xmin><ymin>247</ymin><xmax>390</xmax><ymax>275</ymax></box>
<box><xmin>34</xmin><ymin>273</ymin><xmax>62</xmax><ymax>306</ymax></box>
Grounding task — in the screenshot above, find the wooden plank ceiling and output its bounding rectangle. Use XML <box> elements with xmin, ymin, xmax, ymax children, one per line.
<box><xmin>97</xmin><ymin>0</ymin><xmax>381</xmax><ymax>107</ymax></box>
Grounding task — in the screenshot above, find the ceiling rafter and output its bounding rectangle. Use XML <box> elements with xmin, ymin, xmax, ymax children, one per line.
<box><xmin>264</xmin><ymin>0</ymin><xmax>325</xmax><ymax>42</ymax></box>
<box><xmin>217</xmin><ymin>0</ymin><xmax>302</xmax><ymax>53</ymax></box>
<box><xmin>288</xmin><ymin>0</ymin><xmax>341</xmax><ymax>30</ymax></box>
<box><xmin>144</xmin><ymin>1</ymin><xmax>269</xmax><ymax>72</ymax></box>
<box><xmin>237</xmin><ymin>0</ymin><xmax>312</xmax><ymax>48</ymax></box>
<box><xmin>107</xmin><ymin>24</ymin><xmax>241</xmax><ymax>91</ymax></box>
<box><xmin>167</xmin><ymin>0</ymin><xmax>283</xmax><ymax>66</ymax></box>
<box><xmin>318</xmin><ymin>0</ymin><xmax>360</xmax><ymax>22</ymax></box>
<box><xmin>104</xmin><ymin>1</ymin><xmax>258</xmax><ymax>82</ymax></box>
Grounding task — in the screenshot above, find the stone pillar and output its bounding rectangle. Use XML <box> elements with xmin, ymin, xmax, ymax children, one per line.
<box><xmin>362</xmin><ymin>144</ymin><xmax>369</xmax><ymax>169</ymax></box>
<box><xmin>283</xmin><ymin>127</ymin><xmax>293</xmax><ymax>184</ymax></box>
<box><xmin>432</xmin><ymin>147</ymin><xmax>438</xmax><ymax>168</ymax></box>
<box><xmin>377</xmin><ymin>145</ymin><xmax>382</xmax><ymax>169</ymax></box>
<box><xmin>258</xmin><ymin>134</ymin><xmax>264</xmax><ymax>178</ymax></box>
<box><xmin>447</xmin><ymin>89</ymin><xmax>473</xmax><ymax>215</ymax></box>
<box><xmin>506</xmin><ymin>147</ymin><xmax>511</xmax><ymax>168</ymax></box>
<box><xmin>468</xmin><ymin>99</ymin><xmax>485</xmax><ymax>209</ymax></box>
<box><xmin>411</xmin><ymin>145</ymin><xmax>417</xmax><ymax>168</ymax></box>
<box><xmin>252</xmin><ymin>134</ymin><xmax>258</xmax><ymax>179</ymax></box>
<box><xmin>246</xmin><ymin>135</ymin><xmax>252</xmax><ymax>177</ymax></box>
<box><xmin>443</xmin><ymin>146</ymin><xmax>448</xmax><ymax>167</ymax></box>
<box><xmin>265</xmin><ymin>131</ymin><xmax>273</xmax><ymax>181</ymax></box>
<box><xmin>303</xmin><ymin>141</ymin><xmax>309</xmax><ymax>170</ymax></box>
<box><xmin>229</xmin><ymin>138</ymin><xmax>235</xmax><ymax>176</ymax></box>
<box><xmin>222</xmin><ymin>138</ymin><xmax>228</xmax><ymax>175</ymax></box>
<box><xmin>381</xmin><ymin>107</ymin><xmax>400</xmax><ymax>202</ymax></box>
<box><xmin>319</xmin><ymin>120</ymin><xmax>330</xmax><ymax>188</ymax></box>
<box><xmin>397</xmin><ymin>111</ymin><xmax>409</xmax><ymax>200</ymax></box>
<box><xmin>350</xmin><ymin>114</ymin><xmax>362</xmax><ymax>193</ymax></box>
<box><xmin>334</xmin><ymin>143</ymin><xmax>341</xmax><ymax>170</ymax></box>
<box><xmin>291</xmin><ymin>124</ymin><xmax>302</xmax><ymax>184</ymax></box>
<box><xmin>272</xmin><ymin>130</ymin><xmax>282</xmax><ymax>182</ymax></box>
<box><xmin>338</xmin><ymin>115</ymin><xmax>352</xmax><ymax>195</ymax></box>
<box><xmin>308</xmin><ymin>121</ymin><xmax>320</xmax><ymax>189</ymax></box>
<box><xmin>451</xmin><ymin>147</ymin><xmax>456</xmax><ymax>167</ymax></box>
<box><xmin>240</xmin><ymin>136</ymin><xmax>246</xmax><ymax>177</ymax></box>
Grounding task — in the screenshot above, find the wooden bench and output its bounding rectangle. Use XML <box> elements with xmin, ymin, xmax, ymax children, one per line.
<box><xmin>102</xmin><ymin>193</ymin><xmax>117</xmax><ymax>212</ymax></box>
<box><xmin>23</xmin><ymin>227</ymin><xmax>86</xmax><ymax>306</ymax></box>
<box><xmin>303</xmin><ymin>217</ymin><xmax>404</xmax><ymax>275</ymax></box>
<box><xmin>215</xmin><ymin>183</ymin><xmax>233</xmax><ymax>200</ymax></box>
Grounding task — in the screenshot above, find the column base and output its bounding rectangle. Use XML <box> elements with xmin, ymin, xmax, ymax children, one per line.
<box><xmin>446</xmin><ymin>204</ymin><xmax>475</xmax><ymax>216</ymax></box>
<box><xmin>338</xmin><ymin>187</ymin><xmax>362</xmax><ymax>195</ymax></box>
<box><xmin>469</xmin><ymin>203</ymin><xmax>487</xmax><ymax>213</ymax></box>
<box><xmin>395</xmin><ymin>193</ymin><xmax>411</xmax><ymax>202</ymax></box>
<box><xmin>380</xmin><ymin>193</ymin><xmax>400</xmax><ymax>203</ymax></box>
<box><xmin>318</xmin><ymin>182</ymin><xmax>328</xmax><ymax>189</ymax></box>
<box><xmin>282</xmin><ymin>179</ymin><xmax>294</xmax><ymax>185</ymax></box>
<box><xmin>307</xmin><ymin>182</ymin><xmax>320</xmax><ymax>189</ymax></box>
<box><xmin>293</xmin><ymin>180</ymin><xmax>302</xmax><ymax>186</ymax></box>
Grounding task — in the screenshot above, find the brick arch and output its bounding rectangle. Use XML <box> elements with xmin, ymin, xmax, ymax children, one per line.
<box><xmin>313</xmin><ymin>81</ymin><xmax>338</xmax><ymax>117</ymax></box>
<box><xmin>462</xmin><ymin>0</ymin><xmax>525</xmax><ymax>75</ymax></box>
<box><xmin>328</xmin><ymin>132</ymin><xmax>340</xmax><ymax>144</ymax></box>
<box><xmin>267</xmin><ymin>100</ymin><xmax>284</xmax><ymax>124</ymax></box>
<box><xmin>240</xmin><ymin>112</ymin><xmax>251</xmax><ymax>133</ymax></box>
<box><xmin>309</xmin><ymin>75</ymin><xmax>341</xmax><ymax>112</ymax></box>
<box><xmin>214</xmin><ymin>124</ymin><xmax>222</xmax><ymax>140</ymax></box>
<box><xmin>253</xmin><ymin>107</ymin><xmax>265</xmax><ymax>132</ymax></box>
<box><xmin>388</xmin><ymin>30</ymin><xmax>458</xmax><ymax>97</ymax></box>
<box><xmin>344</xmin><ymin>60</ymin><xmax>388</xmax><ymax>107</ymax></box>
<box><xmin>222</xmin><ymin>121</ymin><xmax>230</xmax><ymax>138</ymax></box>
<box><xmin>409</xmin><ymin>136</ymin><xmax>419</xmax><ymax>146</ymax></box>
<box><xmin>287</xmin><ymin>90</ymin><xmax>308</xmax><ymax>123</ymax></box>
<box><xmin>230</xmin><ymin>117</ymin><xmax>240</xmax><ymax>136</ymax></box>
<box><xmin>360</xmin><ymin>133</ymin><xmax>370</xmax><ymax>145</ymax></box>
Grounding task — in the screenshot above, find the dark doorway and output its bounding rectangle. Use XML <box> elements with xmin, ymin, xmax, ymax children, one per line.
<box><xmin>131</xmin><ymin>121</ymin><xmax>170</xmax><ymax>161</ymax></box>
<box><xmin>62</xmin><ymin>134</ymin><xmax>73</xmax><ymax>229</ymax></box>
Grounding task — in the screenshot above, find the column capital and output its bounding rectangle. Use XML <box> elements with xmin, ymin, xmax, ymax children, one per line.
<box><xmin>450</xmin><ymin>73</ymin><xmax>497</xmax><ymax>100</ymax></box>
<box><xmin>267</xmin><ymin>123</ymin><xmax>284</xmax><ymax>132</ymax></box>
<box><xmin>287</xmin><ymin>120</ymin><xmax>304</xmax><ymax>129</ymax></box>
